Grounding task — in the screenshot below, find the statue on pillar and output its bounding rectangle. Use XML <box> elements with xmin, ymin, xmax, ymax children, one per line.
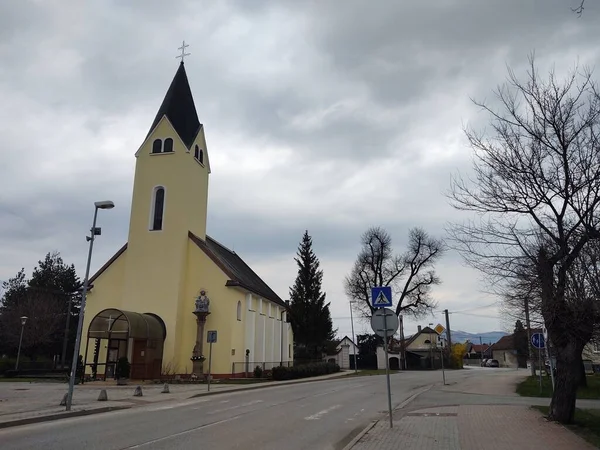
<box><xmin>191</xmin><ymin>289</ymin><xmax>210</xmax><ymax>377</ymax></box>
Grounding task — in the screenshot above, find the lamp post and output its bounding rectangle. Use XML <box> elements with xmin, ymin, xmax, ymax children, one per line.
<box><xmin>15</xmin><ymin>316</ymin><xmax>28</xmax><ymax>371</ymax></box>
<box><xmin>349</xmin><ymin>300</ymin><xmax>358</xmax><ymax>374</ymax></box>
<box><xmin>65</xmin><ymin>200</ymin><xmax>114</xmax><ymax>411</ymax></box>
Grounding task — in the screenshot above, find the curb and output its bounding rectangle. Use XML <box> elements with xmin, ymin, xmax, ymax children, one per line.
<box><xmin>341</xmin><ymin>384</ymin><xmax>433</xmax><ymax>450</ymax></box>
<box><xmin>188</xmin><ymin>372</ymin><xmax>357</xmax><ymax>399</ymax></box>
<box><xmin>341</xmin><ymin>421</ymin><xmax>378</xmax><ymax>450</ymax></box>
<box><xmin>0</xmin><ymin>406</ymin><xmax>131</xmax><ymax>430</ymax></box>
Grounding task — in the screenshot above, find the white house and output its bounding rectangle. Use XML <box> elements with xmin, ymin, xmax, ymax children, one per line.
<box><xmin>325</xmin><ymin>336</ymin><xmax>358</xmax><ymax>369</ymax></box>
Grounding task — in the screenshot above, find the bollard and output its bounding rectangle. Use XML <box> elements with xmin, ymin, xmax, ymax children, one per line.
<box><xmin>161</xmin><ymin>383</ymin><xmax>170</xmax><ymax>394</ymax></box>
<box><xmin>98</xmin><ymin>389</ymin><xmax>108</xmax><ymax>401</ymax></box>
<box><xmin>133</xmin><ymin>385</ymin><xmax>143</xmax><ymax>397</ymax></box>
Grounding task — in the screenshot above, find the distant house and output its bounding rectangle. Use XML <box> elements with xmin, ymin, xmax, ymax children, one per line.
<box><xmin>323</xmin><ymin>336</ymin><xmax>358</xmax><ymax>370</ymax></box>
<box><xmin>464</xmin><ymin>342</ymin><xmax>493</xmax><ymax>360</ymax></box>
<box><xmin>376</xmin><ymin>325</ymin><xmax>445</xmax><ymax>370</ymax></box>
<box><xmin>582</xmin><ymin>340</ymin><xmax>600</xmax><ymax>373</ymax></box>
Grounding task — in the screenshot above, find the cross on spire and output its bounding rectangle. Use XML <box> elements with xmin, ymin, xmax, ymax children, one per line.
<box><xmin>176</xmin><ymin>40</ymin><xmax>190</xmax><ymax>63</ymax></box>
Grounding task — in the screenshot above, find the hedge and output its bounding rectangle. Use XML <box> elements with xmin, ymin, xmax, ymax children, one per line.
<box><xmin>271</xmin><ymin>361</ymin><xmax>340</xmax><ymax>381</ymax></box>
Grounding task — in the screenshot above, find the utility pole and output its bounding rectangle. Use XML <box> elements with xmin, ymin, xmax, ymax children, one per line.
<box><xmin>444</xmin><ymin>309</ymin><xmax>452</xmax><ymax>350</ymax></box>
<box><xmin>399</xmin><ymin>314</ymin><xmax>406</xmax><ymax>370</ymax></box>
<box><xmin>524</xmin><ymin>296</ymin><xmax>534</xmax><ymax>376</ymax></box>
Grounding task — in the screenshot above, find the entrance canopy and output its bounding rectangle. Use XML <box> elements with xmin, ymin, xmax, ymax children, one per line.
<box><xmin>88</xmin><ymin>308</ymin><xmax>166</xmax><ymax>341</ymax></box>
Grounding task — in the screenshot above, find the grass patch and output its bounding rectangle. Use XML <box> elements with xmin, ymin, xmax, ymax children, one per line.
<box><xmin>0</xmin><ymin>377</ymin><xmax>42</xmax><ymax>383</ymax></box>
<box><xmin>212</xmin><ymin>378</ymin><xmax>271</xmax><ymax>385</ymax></box>
<box><xmin>516</xmin><ymin>375</ymin><xmax>600</xmax><ymax>399</ymax></box>
<box><xmin>532</xmin><ymin>405</ymin><xmax>600</xmax><ymax>448</ymax></box>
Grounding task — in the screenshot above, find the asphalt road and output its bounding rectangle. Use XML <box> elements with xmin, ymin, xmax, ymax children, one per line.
<box><xmin>0</xmin><ymin>370</ymin><xmax>474</xmax><ymax>450</ymax></box>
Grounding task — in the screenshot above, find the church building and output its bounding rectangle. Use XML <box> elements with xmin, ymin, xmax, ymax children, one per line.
<box><xmin>81</xmin><ymin>60</ymin><xmax>293</xmax><ymax>380</ymax></box>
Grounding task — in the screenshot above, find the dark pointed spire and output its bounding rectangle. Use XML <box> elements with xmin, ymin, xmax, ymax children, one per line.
<box><xmin>147</xmin><ymin>62</ymin><xmax>201</xmax><ymax>149</ymax></box>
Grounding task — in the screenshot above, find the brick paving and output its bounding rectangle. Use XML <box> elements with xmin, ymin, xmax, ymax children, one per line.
<box><xmin>351</xmin><ymin>404</ymin><xmax>596</xmax><ymax>450</ymax></box>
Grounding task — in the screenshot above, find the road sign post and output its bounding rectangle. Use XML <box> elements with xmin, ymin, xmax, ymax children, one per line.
<box><xmin>531</xmin><ymin>333</ymin><xmax>545</xmax><ymax>394</ymax></box>
<box><xmin>370</xmin><ymin>307</ymin><xmax>398</xmax><ymax>429</ymax></box>
<box><xmin>207</xmin><ymin>330</ymin><xmax>217</xmax><ymax>392</ymax></box>
<box><xmin>383</xmin><ymin>312</ymin><xmax>393</xmax><ymax>428</ymax></box>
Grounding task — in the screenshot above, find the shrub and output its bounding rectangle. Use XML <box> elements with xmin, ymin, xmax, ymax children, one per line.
<box><xmin>253</xmin><ymin>365</ymin><xmax>263</xmax><ymax>378</ymax></box>
<box><xmin>116</xmin><ymin>356</ymin><xmax>131</xmax><ymax>379</ymax></box>
<box><xmin>272</xmin><ymin>362</ymin><xmax>340</xmax><ymax>381</ymax></box>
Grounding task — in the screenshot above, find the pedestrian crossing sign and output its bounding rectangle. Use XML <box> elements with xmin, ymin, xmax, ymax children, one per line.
<box><xmin>371</xmin><ymin>286</ymin><xmax>393</xmax><ymax>308</ymax></box>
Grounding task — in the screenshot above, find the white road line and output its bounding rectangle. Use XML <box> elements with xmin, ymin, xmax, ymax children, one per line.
<box><xmin>304</xmin><ymin>404</ymin><xmax>341</xmax><ymax>420</ymax></box>
<box><xmin>125</xmin><ymin>416</ymin><xmax>240</xmax><ymax>448</ymax></box>
<box><xmin>207</xmin><ymin>399</ymin><xmax>263</xmax><ymax>414</ymax></box>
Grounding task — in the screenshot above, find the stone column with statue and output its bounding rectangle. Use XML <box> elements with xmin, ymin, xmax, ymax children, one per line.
<box><xmin>191</xmin><ymin>290</ymin><xmax>210</xmax><ymax>377</ymax></box>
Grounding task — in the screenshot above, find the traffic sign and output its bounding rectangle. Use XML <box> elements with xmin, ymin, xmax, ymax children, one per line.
<box><xmin>531</xmin><ymin>332</ymin><xmax>545</xmax><ymax>349</ymax></box>
<box><xmin>207</xmin><ymin>330</ymin><xmax>217</xmax><ymax>343</ymax></box>
<box><xmin>371</xmin><ymin>286</ymin><xmax>392</xmax><ymax>308</ymax></box>
<box><xmin>434</xmin><ymin>323</ymin><xmax>445</xmax><ymax>335</ymax></box>
<box><xmin>371</xmin><ymin>308</ymin><xmax>399</xmax><ymax>338</ymax></box>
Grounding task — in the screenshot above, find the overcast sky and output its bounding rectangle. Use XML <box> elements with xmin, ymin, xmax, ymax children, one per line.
<box><xmin>1</xmin><ymin>1</ymin><xmax>599</xmax><ymax>340</ymax></box>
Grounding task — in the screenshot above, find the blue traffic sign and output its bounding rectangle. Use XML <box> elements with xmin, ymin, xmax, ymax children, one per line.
<box><xmin>371</xmin><ymin>286</ymin><xmax>392</xmax><ymax>308</ymax></box>
<box><xmin>207</xmin><ymin>330</ymin><xmax>218</xmax><ymax>344</ymax></box>
<box><xmin>531</xmin><ymin>332</ymin><xmax>545</xmax><ymax>349</ymax></box>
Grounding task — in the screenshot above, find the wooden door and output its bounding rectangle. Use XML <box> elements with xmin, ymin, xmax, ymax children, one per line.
<box><xmin>131</xmin><ymin>339</ymin><xmax>147</xmax><ymax>379</ymax></box>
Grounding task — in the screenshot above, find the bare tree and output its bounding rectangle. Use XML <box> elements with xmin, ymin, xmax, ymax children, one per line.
<box><xmin>572</xmin><ymin>0</ymin><xmax>586</xmax><ymax>17</ymax></box>
<box><xmin>448</xmin><ymin>56</ymin><xmax>600</xmax><ymax>423</ymax></box>
<box><xmin>344</xmin><ymin>227</ymin><xmax>445</xmax><ymax>319</ymax></box>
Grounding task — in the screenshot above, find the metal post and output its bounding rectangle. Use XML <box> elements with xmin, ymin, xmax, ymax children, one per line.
<box><xmin>66</xmin><ymin>207</ymin><xmax>99</xmax><ymax>411</ymax></box>
<box><xmin>349</xmin><ymin>300</ymin><xmax>358</xmax><ymax>373</ymax></box>
<box><xmin>61</xmin><ymin>293</ymin><xmax>73</xmax><ymax>369</ymax></box>
<box><xmin>207</xmin><ymin>341</ymin><xmax>213</xmax><ymax>392</ymax></box>
<box><xmin>399</xmin><ymin>314</ymin><xmax>406</xmax><ymax>370</ymax></box>
<box><xmin>444</xmin><ymin>309</ymin><xmax>452</xmax><ymax>351</ymax></box>
<box><xmin>383</xmin><ymin>310</ymin><xmax>393</xmax><ymax>428</ymax></box>
<box><xmin>538</xmin><ymin>347</ymin><xmax>543</xmax><ymax>395</ymax></box>
<box><xmin>15</xmin><ymin>323</ymin><xmax>25</xmax><ymax>371</ymax></box>
<box><xmin>440</xmin><ymin>346</ymin><xmax>446</xmax><ymax>385</ymax></box>
<box><xmin>479</xmin><ymin>336</ymin><xmax>483</xmax><ymax>364</ymax></box>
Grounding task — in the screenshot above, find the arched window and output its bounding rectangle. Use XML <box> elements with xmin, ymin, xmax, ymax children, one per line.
<box><xmin>152</xmin><ymin>139</ymin><xmax>162</xmax><ymax>154</ymax></box>
<box><xmin>151</xmin><ymin>187</ymin><xmax>165</xmax><ymax>230</ymax></box>
<box><xmin>163</xmin><ymin>138</ymin><xmax>173</xmax><ymax>153</ymax></box>
<box><xmin>236</xmin><ymin>301</ymin><xmax>242</xmax><ymax>321</ymax></box>
<box><xmin>199</xmin><ymin>149</ymin><xmax>204</xmax><ymax>164</ymax></box>
<box><xmin>194</xmin><ymin>145</ymin><xmax>199</xmax><ymax>160</ymax></box>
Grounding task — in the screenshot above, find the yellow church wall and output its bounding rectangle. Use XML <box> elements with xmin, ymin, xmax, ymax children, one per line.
<box><xmin>82</xmin><ymin>247</ymin><xmax>128</xmax><ymax>373</ymax></box>
<box><xmin>176</xmin><ymin>239</ymin><xmax>238</xmax><ymax>376</ymax></box>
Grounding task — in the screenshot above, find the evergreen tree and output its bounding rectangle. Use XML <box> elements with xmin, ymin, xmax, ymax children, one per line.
<box><xmin>0</xmin><ymin>252</ymin><xmax>81</xmax><ymax>359</ymax></box>
<box><xmin>289</xmin><ymin>231</ymin><xmax>336</xmax><ymax>360</ymax></box>
<box><xmin>514</xmin><ymin>320</ymin><xmax>529</xmax><ymax>368</ymax></box>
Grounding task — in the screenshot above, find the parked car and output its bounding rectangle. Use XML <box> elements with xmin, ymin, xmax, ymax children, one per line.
<box><xmin>486</xmin><ymin>359</ymin><xmax>500</xmax><ymax>367</ymax></box>
<box><xmin>481</xmin><ymin>359</ymin><xmax>489</xmax><ymax>367</ymax></box>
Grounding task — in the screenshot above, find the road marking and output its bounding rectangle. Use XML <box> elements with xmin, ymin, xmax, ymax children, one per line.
<box><xmin>124</xmin><ymin>416</ymin><xmax>240</xmax><ymax>448</ymax></box>
<box><xmin>304</xmin><ymin>404</ymin><xmax>341</xmax><ymax>420</ymax></box>
<box><xmin>147</xmin><ymin>398</ymin><xmax>211</xmax><ymax>411</ymax></box>
<box><xmin>207</xmin><ymin>399</ymin><xmax>263</xmax><ymax>414</ymax></box>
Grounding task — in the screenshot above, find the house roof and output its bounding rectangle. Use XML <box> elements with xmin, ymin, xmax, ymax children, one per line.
<box><xmin>493</xmin><ymin>335</ymin><xmax>514</xmax><ymax>351</ymax></box>
<box><xmin>404</xmin><ymin>326</ymin><xmax>438</xmax><ymax>347</ymax></box>
<box><xmin>89</xmin><ymin>243</ymin><xmax>128</xmax><ymax>284</ymax></box>
<box><xmin>338</xmin><ymin>336</ymin><xmax>357</xmax><ymax>347</ymax></box>
<box><xmin>188</xmin><ymin>231</ymin><xmax>286</xmax><ymax>307</ymax></box>
<box><xmin>147</xmin><ymin>62</ymin><xmax>201</xmax><ymax>149</ymax></box>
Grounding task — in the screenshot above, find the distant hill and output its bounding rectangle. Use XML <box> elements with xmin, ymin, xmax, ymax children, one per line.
<box><xmin>450</xmin><ymin>330</ymin><xmax>508</xmax><ymax>344</ymax></box>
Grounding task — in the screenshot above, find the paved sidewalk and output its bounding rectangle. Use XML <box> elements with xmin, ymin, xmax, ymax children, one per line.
<box><xmin>350</xmin><ymin>404</ymin><xmax>595</xmax><ymax>450</ymax></box>
<box><xmin>0</xmin><ymin>370</ymin><xmax>354</xmax><ymax>427</ymax></box>
<box><xmin>347</xmin><ymin>368</ymin><xmax>599</xmax><ymax>449</ymax></box>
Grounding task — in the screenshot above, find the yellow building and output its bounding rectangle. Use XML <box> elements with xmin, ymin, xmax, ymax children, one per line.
<box><xmin>81</xmin><ymin>61</ymin><xmax>293</xmax><ymax>380</ymax></box>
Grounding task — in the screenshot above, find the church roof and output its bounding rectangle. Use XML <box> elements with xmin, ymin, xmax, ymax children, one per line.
<box><xmin>188</xmin><ymin>232</ymin><xmax>286</xmax><ymax>307</ymax></box>
<box><xmin>147</xmin><ymin>62</ymin><xmax>202</xmax><ymax>149</ymax></box>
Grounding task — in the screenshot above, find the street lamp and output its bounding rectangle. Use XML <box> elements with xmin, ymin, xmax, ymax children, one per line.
<box><xmin>15</xmin><ymin>316</ymin><xmax>28</xmax><ymax>371</ymax></box>
<box><xmin>65</xmin><ymin>200</ymin><xmax>114</xmax><ymax>411</ymax></box>
<box><xmin>349</xmin><ymin>300</ymin><xmax>358</xmax><ymax>374</ymax></box>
